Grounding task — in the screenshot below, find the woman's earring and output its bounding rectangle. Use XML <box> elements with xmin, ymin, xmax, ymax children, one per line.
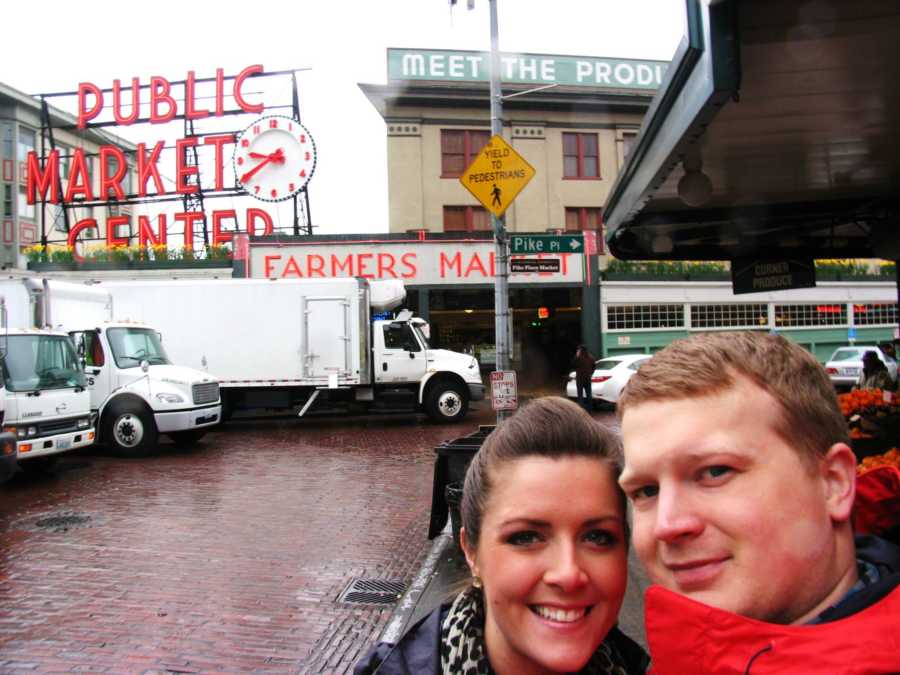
<box><xmin>472</xmin><ymin>576</ymin><xmax>483</xmax><ymax>589</ymax></box>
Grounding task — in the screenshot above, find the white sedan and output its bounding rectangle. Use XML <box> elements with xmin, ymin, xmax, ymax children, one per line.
<box><xmin>824</xmin><ymin>345</ymin><xmax>898</xmax><ymax>389</ymax></box>
<box><xmin>566</xmin><ymin>353</ymin><xmax>652</xmax><ymax>408</ymax></box>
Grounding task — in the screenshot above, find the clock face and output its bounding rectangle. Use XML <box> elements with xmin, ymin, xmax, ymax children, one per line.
<box><xmin>232</xmin><ymin>115</ymin><xmax>317</xmax><ymax>202</ymax></box>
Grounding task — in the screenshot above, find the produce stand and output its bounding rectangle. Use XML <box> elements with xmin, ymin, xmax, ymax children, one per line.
<box><xmin>839</xmin><ymin>389</ymin><xmax>900</xmax><ymax>461</ymax></box>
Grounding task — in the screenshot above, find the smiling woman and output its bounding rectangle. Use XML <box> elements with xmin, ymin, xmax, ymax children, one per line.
<box><xmin>355</xmin><ymin>396</ymin><xmax>648</xmax><ymax>675</ymax></box>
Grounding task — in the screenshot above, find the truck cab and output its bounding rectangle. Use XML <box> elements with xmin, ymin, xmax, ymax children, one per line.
<box><xmin>373</xmin><ymin>311</ymin><xmax>485</xmax><ymax>422</ymax></box>
<box><xmin>69</xmin><ymin>321</ymin><xmax>221</xmax><ymax>456</ymax></box>
<box><xmin>0</xmin><ymin>327</ymin><xmax>94</xmax><ymax>471</ymax></box>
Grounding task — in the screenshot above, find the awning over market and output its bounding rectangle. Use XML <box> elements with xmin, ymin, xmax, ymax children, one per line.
<box><xmin>603</xmin><ymin>0</ymin><xmax>900</xmax><ymax>263</ymax></box>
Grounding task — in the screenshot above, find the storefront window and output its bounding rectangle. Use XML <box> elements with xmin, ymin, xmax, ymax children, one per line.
<box><xmin>691</xmin><ymin>303</ymin><xmax>768</xmax><ymax>329</ymax></box>
<box><xmin>774</xmin><ymin>304</ymin><xmax>846</xmax><ymax>327</ymax></box>
<box><xmin>607</xmin><ymin>304</ymin><xmax>684</xmax><ymax>330</ymax></box>
<box><xmin>853</xmin><ymin>303</ymin><xmax>898</xmax><ymax>326</ymax></box>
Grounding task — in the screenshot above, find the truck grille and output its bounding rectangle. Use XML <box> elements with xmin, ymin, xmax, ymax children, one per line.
<box><xmin>192</xmin><ymin>381</ymin><xmax>220</xmax><ymax>405</ymax></box>
<box><xmin>37</xmin><ymin>417</ymin><xmax>81</xmax><ymax>436</ymax></box>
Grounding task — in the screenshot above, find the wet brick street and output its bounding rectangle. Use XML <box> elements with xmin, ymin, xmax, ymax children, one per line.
<box><xmin>0</xmin><ymin>402</ymin><xmax>625</xmax><ymax>674</ymax></box>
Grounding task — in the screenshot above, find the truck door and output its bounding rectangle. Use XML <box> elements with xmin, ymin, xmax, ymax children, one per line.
<box><xmin>70</xmin><ymin>330</ymin><xmax>111</xmax><ymax>412</ymax></box>
<box><xmin>376</xmin><ymin>322</ymin><xmax>427</xmax><ymax>384</ymax></box>
<box><xmin>303</xmin><ymin>297</ymin><xmax>352</xmax><ymax>380</ymax></box>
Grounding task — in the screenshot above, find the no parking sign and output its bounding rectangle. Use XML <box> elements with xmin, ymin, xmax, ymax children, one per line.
<box><xmin>490</xmin><ymin>371</ymin><xmax>518</xmax><ymax>411</ymax></box>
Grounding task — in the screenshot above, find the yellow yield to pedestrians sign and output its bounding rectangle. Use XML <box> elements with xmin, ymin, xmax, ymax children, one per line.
<box><xmin>460</xmin><ymin>135</ymin><xmax>536</xmax><ymax>217</ymax></box>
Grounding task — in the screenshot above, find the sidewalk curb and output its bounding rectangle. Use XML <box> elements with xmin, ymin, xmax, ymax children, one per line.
<box><xmin>380</xmin><ymin>526</ymin><xmax>454</xmax><ymax>644</ymax></box>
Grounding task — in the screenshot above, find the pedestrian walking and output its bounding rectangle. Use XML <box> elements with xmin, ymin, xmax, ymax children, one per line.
<box><xmin>573</xmin><ymin>344</ymin><xmax>596</xmax><ymax>411</ymax></box>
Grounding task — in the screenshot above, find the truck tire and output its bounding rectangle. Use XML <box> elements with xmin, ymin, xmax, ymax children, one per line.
<box><xmin>425</xmin><ymin>379</ymin><xmax>469</xmax><ymax>423</ymax></box>
<box><xmin>102</xmin><ymin>399</ymin><xmax>158</xmax><ymax>457</ymax></box>
<box><xmin>168</xmin><ymin>430</ymin><xmax>206</xmax><ymax>447</ymax></box>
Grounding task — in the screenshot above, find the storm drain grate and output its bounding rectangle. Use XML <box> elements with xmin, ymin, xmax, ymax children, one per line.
<box><xmin>338</xmin><ymin>578</ymin><xmax>406</xmax><ymax>605</ymax></box>
<box><xmin>34</xmin><ymin>513</ymin><xmax>91</xmax><ymax>532</ymax></box>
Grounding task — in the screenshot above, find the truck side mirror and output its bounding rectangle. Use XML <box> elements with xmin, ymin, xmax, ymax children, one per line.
<box><xmin>140</xmin><ymin>359</ymin><xmax>150</xmax><ymax>373</ymax></box>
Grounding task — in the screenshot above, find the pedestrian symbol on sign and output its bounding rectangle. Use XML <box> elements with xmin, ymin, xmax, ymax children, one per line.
<box><xmin>491</xmin><ymin>183</ymin><xmax>502</xmax><ymax>208</ymax></box>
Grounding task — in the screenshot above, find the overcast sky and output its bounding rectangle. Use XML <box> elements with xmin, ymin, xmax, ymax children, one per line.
<box><xmin>3</xmin><ymin>0</ymin><xmax>686</xmax><ymax>238</ymax></box>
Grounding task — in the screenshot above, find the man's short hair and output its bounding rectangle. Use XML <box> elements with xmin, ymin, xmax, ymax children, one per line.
<box><xmin>617</xmin><ymin>332</ymin><xmax>850</xmax><ymax>466</ymax></box>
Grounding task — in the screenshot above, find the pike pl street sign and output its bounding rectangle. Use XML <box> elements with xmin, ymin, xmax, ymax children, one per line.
<box><xmin>460</xmin><ymin>135</ymin><xmax>536</xmax><ymax>217</ymax></box>
<box><xmin>510</xmin><ymin>234</ymin><xmax>583</xmax><ymax>254</ymax></box>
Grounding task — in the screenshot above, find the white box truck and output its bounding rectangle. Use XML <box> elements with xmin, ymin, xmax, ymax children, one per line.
<box><xmin>0</xmin><ymin>279</ymin><xmax>222</xmax><ymax>457</ymax></box>
<box><xmin>0</xmin><ymin>289</ymin><xmax>95</xmax><ymax>472</ymax></box>
<box><xmin>99</xmin><ymin>277</ymin><xmax>486</xmax><ymax>422</ymax></box>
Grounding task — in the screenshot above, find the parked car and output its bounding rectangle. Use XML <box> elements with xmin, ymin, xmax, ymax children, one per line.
<box><xmin>824</xmin><ymin>345</ymin><xmax>898</xmax><ymax>389</ymax></box>
<box><xmin>566</xmin><ymin>353</ymin><xmax>652</xmax><ymax>408</ymax></box>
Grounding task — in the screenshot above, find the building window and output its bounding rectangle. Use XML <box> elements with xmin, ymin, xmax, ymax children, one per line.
<box><xmin>2</xmin><ymin>125</ymin><xmax>12</xmax><ymax>161</ymax></box>
<box><xmin>853</xmin><ymin>303</ymin><xmax>898</xmax><ymax>326</ymax></box>
<box><xmin>622</xmin><ymin>132</ymin><xmax>637</xmax><ymax>160</ymax></box>
<box><xmin>607</xmin><ymin>304</ymin><xmax>684</xmax><ymax>330</ymax></box>
<box><xmin>563</xmin><ymin>132</ymin><xmax>599</xmax><ymax>178</ymax></box>
<box><xmin>441</xmin><ymin>129</ymin><xmax>490</xmax><ymax>177</ymax></box>
<box><xmin>57</xmin><ymin>143</ymin><xmax>71</xmax><ymax>179</ymax></box>
<box><xmin>691</xmin><ymin>303</ymin><xmax>768</xmax><ymax>329</ymax></box>
<box><xmin>17</xmin><ymin>185</ymin><xmax>35</xmax><ymax>219</ymax></box>
<box><xmin>774</xmin><ymin>303</ymin><xmax>846</xmax><ymax>327</ymax></box>
<box><xmin>17</xmin><ymin>126</ymin><xmax>36</xmax><ymax>163</ymax></box>
<box><xmin>3</xmin><ymin>184</ymin><xmax>12</xmax><ymax>217</ymax></box>
<box><xmin>564</xmin><ymin>207</ymin><xmax>602</xmax><ymax>232</ymax></box>
<box><xmin>444</xmin><ymin>205</ymin><xmax>490</xmax><ymax>232</ymax></box>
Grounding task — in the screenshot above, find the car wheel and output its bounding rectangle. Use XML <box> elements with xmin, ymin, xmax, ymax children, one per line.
<box><xmin>102</xmin><ymin>398</ymin><xmax>158</xmax><ymax>458</ymax></box>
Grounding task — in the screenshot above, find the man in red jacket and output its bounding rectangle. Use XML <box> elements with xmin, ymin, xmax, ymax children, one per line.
<box><xmin>617</xmin><ymin>332</ymin><xmax>900</xmax><ymax>673</ymax></box>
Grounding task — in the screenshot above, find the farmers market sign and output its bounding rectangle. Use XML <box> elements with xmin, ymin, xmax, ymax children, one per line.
<box><xmin>388</xmin><ymin>48</ymin><xmax>668</xmax><ymax>90</ymax></box>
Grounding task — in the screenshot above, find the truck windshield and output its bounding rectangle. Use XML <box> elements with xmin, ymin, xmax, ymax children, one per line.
<box><xmin>0</xmin><ymin>335</ymin><xmax>86</xmax><ymax>391</ymax></box>
<box><xmin>411</xmin><ymin>323</ymin><xmax>430</xmax><ymax>349</ymax></box>
<box><xmin>107</xmin><ymin>327</ymin><xmax>170</xmax><ymax>368</ymax></box>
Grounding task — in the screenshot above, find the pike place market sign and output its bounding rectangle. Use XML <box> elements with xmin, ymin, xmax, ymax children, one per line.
<box><xmin>388</xmin><ymin>48</ymin><xmax>668</xmax><ymax>90</ymax></box>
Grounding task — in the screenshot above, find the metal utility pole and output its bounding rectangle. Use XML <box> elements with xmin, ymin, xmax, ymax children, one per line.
<box><xmin>488</xmin><ymin>0</ymin><xmax>512</xmax><ymax>424</ymax></box>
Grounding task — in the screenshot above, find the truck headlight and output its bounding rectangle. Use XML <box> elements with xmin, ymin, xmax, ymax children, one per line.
<box><xmin>77</xmin><ymin>417</ymin><xmax>91</xmax><ymax>429</ymax></box>
<box><xmin>27</xmin><ymin>426</ymin><xmax>38</xmax><ymax>437</ymax></box>
<box><xmin>156</xmin><ymin>393</ymin><xmax>184</xmax><ymax>404</ymax></box>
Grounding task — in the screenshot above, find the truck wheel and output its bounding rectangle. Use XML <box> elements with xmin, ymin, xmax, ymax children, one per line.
<box><xmin>102</xmin><ymin>399</ymin><xmax>158</xmax><ymax>457</ymax></box>
<box><xmin>168</xmin><ymin>430</ymin><xmax>206</xmax><ymax>447</ymax></box>
<box><xmin>425</xmin><ymin>380</ymin><xmax>469</xmax><ymax>423</ymax></box>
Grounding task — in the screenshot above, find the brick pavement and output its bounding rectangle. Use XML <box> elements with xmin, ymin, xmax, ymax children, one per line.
<box><xmin>0</xmin><ymin>406</ymin><xmax>499</xmax><ymax>674</ymax></box>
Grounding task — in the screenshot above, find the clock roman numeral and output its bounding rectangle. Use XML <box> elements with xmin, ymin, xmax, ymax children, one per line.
<box><xmin>269</xmin><ymin>119</ymin><xmax>278</xmax><ymax>129</ymax></box>
<box><xmin>271</xmin><ymin>189</ymin><xmax>278</xmax><ymax>198</ymax></box>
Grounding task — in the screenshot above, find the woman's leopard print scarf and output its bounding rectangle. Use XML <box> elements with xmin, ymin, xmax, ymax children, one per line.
<box><xmin>440</xmin><ymin>586</ymin><xmax>632</xmax><ymax>674</ymax></box>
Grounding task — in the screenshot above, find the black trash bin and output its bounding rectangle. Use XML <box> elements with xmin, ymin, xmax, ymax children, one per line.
<box><xmin>428</xmin><ymin>425</ymin><xmax>495</xmax><ymax>541</ymax></box>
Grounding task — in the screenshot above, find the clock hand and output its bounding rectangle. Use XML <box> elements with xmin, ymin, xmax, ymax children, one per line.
<box><xmin>239</xmin><ymin>148</ymin><xmax>286</xmax><ymax>183</ymax></box>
